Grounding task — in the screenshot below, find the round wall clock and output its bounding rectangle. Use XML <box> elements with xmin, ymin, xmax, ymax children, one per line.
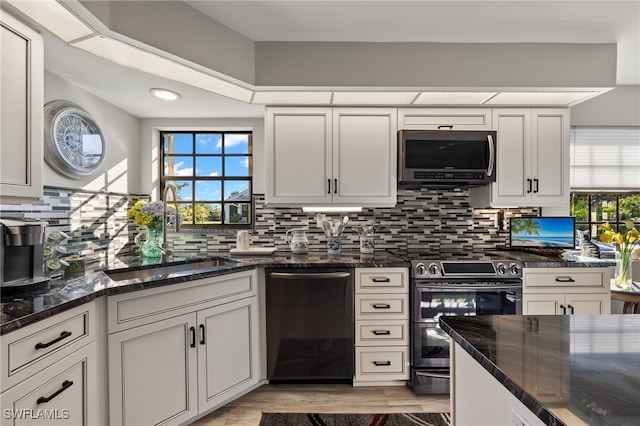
<box><xmin>44</xmin><ymin>100</ymin><xmax>106</xmax><ymax>179</ymax></box>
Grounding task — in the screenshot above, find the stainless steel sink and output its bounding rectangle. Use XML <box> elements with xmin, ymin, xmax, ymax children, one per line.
<box><xmin>105</xmin><ymin>258</ymin><xmax>236</xmax><ymax>281</ymax></box>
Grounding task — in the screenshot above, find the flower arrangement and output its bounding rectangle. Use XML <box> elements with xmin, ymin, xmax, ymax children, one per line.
<box><xmin>127</xmin><ymin>200</ymin><xmax>179</xmax><ymax>229</ymax></box>
<box><xmin>599</xmin><ymin>220</ymin><xmax>640</xmax><ymax>288</ymax></box>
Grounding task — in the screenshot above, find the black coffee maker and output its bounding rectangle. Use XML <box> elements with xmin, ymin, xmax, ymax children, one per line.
<box><xmin>0</xmin><ymin>218</ymin><xmax>50</xmax><ymax>293</ymax></box>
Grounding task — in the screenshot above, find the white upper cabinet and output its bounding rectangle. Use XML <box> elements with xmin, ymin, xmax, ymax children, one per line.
<box><xmin>470</xmin><ymin>108</ymin><xmax>569</xmax><ymax>209</ymax></box>
<box><xmin>0</xmin><ymin>12</ymin><xmax>43</xmax><ymax>202</ymax></box>
<box><xmin>397</xmin><ymin>108</ymin><xmax>492</xmax><ymax>130</ymax></box>
<box><xmin>265</xmin><ymin>107</ymin><xmax>397</xmax><ymax>207</ymax></box>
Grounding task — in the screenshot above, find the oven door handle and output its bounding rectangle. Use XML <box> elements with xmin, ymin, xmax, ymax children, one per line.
<box><xmin>417</xmin><ymin>284</ymin><xmax>521</xmax><ymax>291</ymax></box>
<box><xmin>415</xmin><ymin>371</ymin><xmax>450</xmax><ymax>380</ymax></box>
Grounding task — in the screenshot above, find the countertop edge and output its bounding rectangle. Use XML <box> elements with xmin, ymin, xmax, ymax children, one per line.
<box><xmin>1</xmin><ymin>251</ymin><xmax>410</xmax><ymax>335</ymax></box>
<box><xmin>440</xmin><ymin>318</ymin><xmax>567</xmax><ymax>426</ymax></box>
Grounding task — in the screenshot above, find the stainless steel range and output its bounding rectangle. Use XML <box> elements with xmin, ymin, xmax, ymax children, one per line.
<box><xmin>404</xmin><ymin>252</ymin><xmax>523</xmax><ymax>394</ymax></box>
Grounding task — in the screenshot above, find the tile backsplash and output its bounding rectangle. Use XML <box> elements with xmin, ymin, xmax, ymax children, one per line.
<box><xmin>1</xmin><ymin>186</ymin><xmax>538</xmax><ymax>264</ymax></box>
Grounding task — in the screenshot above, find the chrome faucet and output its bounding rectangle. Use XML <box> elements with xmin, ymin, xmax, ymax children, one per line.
<box><xmin>162</xmin><ymin>184</ymin><xmax>181</xmax><ymax>256</ymax></box>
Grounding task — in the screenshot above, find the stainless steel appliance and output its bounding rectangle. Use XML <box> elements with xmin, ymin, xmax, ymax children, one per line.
<box><xmin>407</xmin><ymin>253</ymin><xmax>522</xmax><ymax>394</ymax></box>
<box><xmin>398</xmin><ymin>129</ymin><xmax>497</xmax><ymax>186</ymax></box>
<box><xmin>0</xmin><ymin>218</ymin><xmax>50</xmax><ymax>293</ymax></box>
<box><xmin>266</xmin><ymin>268</ymin><xmax>354</xmax><ymax>383</ymax></box>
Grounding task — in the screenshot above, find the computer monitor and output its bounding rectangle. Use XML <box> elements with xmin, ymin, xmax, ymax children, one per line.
<box><xmin>509</xmin><ymin>217</ymin><xmax>576</xmax><ymax>249</ymax></box>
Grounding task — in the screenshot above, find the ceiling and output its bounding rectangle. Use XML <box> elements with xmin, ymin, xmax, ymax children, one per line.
<box><xmin>31</xmin><ymin>1</ymin><xmax>640</xmax><ymax>118</ymax></box>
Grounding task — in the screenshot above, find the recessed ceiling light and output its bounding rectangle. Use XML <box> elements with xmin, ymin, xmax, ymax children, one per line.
<box><xmin>149</xmin><ymin>88</ymin><xmax>181</xmax><ymax>101</ymax></box>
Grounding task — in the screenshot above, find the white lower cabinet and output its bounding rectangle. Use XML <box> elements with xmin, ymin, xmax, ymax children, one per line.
<box><xmin>0</xmin><ymin>302</ymin><xmax>97</xmax><ymax>426</ymax></box>
<box><xmin>353</xmin><ymin>268</ymin><xmax>409</xmax><ymax>386</ymax></box>
<box><xmin>107</xmin><ymin>270</ymin><xmax>261</xmax><ymax>426</ymax></box>
<box><xmin>522</xmin><ymin>267</ymin><xmax>611</xmax><ymax>315</ymax></box>
<box><xmin>0</xmin><ymin>344</ymin><xmax>96</xmax><ymax>426</ymax></box>
<box><xmin>108</xmin><ymin>313</ymin><xmax>198</xmax><ymax>426</ymax></box>
<box><xmin>197</xmin><ymin>298</ymin><xmax>258</xmax><ymax>413</ymax></box>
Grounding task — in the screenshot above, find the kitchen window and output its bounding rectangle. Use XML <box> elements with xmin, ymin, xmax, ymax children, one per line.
<box><xmin>570</xmin><ymin>126</ymin><xmax>640</xmax><ymax>238</ymax></box>
<box><xmin>160</xmin><ymin>131</ymin><xmax>253</xmax><ymax>227</ymax></box>
<box><xmin>570</xmin><ymin>192</ymin><xmax>640</xmax><ymax>237</ymax></box>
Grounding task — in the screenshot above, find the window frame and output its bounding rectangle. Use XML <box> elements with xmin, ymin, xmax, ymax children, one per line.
<box><xmin>159</xmin><ymin>130</ymin><xmax>253</xmax><ymax>229</ymax></box>
<box><xmin>570</xmin><ymin>191</ymin><xmax>640</xmax><ymax>239</ymax></box>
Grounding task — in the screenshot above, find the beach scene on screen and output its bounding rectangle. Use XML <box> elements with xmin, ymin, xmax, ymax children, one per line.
<box><xmin>510</xmin><ymin>217</ymin><xmax>575</xmax><ymax>248</ymax></box>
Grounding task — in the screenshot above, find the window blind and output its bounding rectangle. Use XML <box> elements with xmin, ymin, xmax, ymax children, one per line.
<box><xmin>570</xmin><ymin>126</ymin><xmax>640</xmax><ymax>190</ymax></box>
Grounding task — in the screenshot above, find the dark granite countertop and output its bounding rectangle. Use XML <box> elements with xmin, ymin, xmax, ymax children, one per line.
<box><xmin>486</xmin><ymin>250</ymin><xmax>617</xmax><ymax>268</ymax></box>
<box><xmin>0</xmin><ymin>250</ymin><xmax>407</xmax><ymax>335</ymax></box>
<box><xmin>441</xmin><ymin>315</ymin><xmax>640</xmax><ymax>426</ymax></box>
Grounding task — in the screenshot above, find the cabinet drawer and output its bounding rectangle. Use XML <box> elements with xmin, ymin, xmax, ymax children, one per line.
<box><xmin>355</xmin><ymin>347</ymin><xmax>409</xmax><ymax>381</ymax></box>
<box><xmin>0</xmin><ymin>345</ymin><xmax>93</xmax><ymax>426</ymax></box>
<box><xmin>356</xmin><ymin>268</ymin><xmax>408</xmax><ymax>293</ymax></box>
<box><xmin>108</xmin><ymin>270</ymin><xmax>256</xmax><ymax>332</ymax></box>
<box><xmin>355</xmin><ymin>295</ymin><xmax>409</xmax><ymax>320</ymax></box>
<box><xmin>356</xmin><ymin>320</ymin><xmax>409</xmax><ymax>346</ymax></box>
<box><xmin>2</xmin><ymin>303</ymin><xmax>94</xmax><ymax>393</ymax></box>
<box><xmin>524</xmin><ymin>269</ymin><xmax>606</xmax><ymax>290</ymax></box>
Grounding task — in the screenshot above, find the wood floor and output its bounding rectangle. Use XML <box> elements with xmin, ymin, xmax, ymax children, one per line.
<box><xmin>190</xmin><ymin>384</ymin><xmax>450</xmax><ymax>426</ymax></box>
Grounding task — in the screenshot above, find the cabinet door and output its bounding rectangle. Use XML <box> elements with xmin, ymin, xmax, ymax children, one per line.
<box><xmin>108</xmin><ymin>314</ymin><xmax>198</xmax><ymax>426</ymax></box>
<box><xmin>530</xmin><ymin>109</ymin><xmax>569</xmax><ymax>207</ymax></box>
<box><xmin>523</xmin><ymin>293</ymin><xmax>564</xmax><ymax>315</ymax></box>
<box><xmin>488</xmin><ymin>108</ymin><xmax>532</xmax><ymax>206</ymax></box>
<box><xmin>265</xmin><ymin>108</ymin><xmax>332</xmax><ymax>204</ymax></box>
<box><xmin>332</xmin><ymin>109</ymin><xmax>397</xmax><ymax>206</ymax></box>
<box><xmin>0</xmin><ymin>344</ymin><xmax>95</xmax><ymax>426</ymax></box>
<box><xmin>0</xmin><ymin>13</ymin><xmax>43</xmax><ymax>201</ymax></box>
<box><xmin>566</xmin><ymin>293</ymin><xmax>609</xmax><ymax>314</ymax></box>
<box><xmin>397</xmin><ymin>108</ymin><xmax>492</xmax><ymax>130</ymax></box>
<box><xmin>197</xmin><ymin>297</ymin><xmax>260</xmax><ymax>413</ymax></box>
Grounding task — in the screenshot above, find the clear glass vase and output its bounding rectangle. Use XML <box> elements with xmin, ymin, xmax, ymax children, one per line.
<box><xmin>135</xmin><ymin>223</ymin><xmax>163</xmax><ymax>258</ymax></box>
<box><xmin>615</xmin><ymin>251</ymin><xmax>632</xmax><ymax>290</ymax></box>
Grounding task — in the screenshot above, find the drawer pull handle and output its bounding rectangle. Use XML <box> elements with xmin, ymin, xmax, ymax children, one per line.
<box><xmin>199</xmin><ymin>324</ymin><xmax>205</xmax><ymax>345</ymax></box>
<box><xmin>372</xmin><ymin>304</ymin><xmax>391</xmax><ymax>309</ymax></box>
<box><xmin>35</xmin><ymin>331</ymin><xmax>72</xmax><ymax>349</ymax></box>
<box><xmin>372</xmin><ymin>330</ymin><xmax>391</xmax><ymax>336</ymax></box>
<box><xmin>555</xmin><ymin>277</ymin><xmax>575</xmax><ymax>283</ymax></box>
<box><xmin>36</xmin><ymin>380</ymin><xmax>73</xmax><ymax>404</ymax></box>
<box><xmin>372</xmin><ymin>277</ymin><xmax>391</xmax><ymax>283</ymax></box>
<box><xmin>373</xmin><ymin>361</ymin><xmax>391</xmax><ymax>366</ymax></box>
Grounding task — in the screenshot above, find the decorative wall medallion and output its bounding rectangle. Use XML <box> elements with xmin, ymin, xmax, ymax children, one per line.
<box><xmin>44</xmin><ymin>100</ymin><xmax>105</xmax><ymax>179</ymax></box>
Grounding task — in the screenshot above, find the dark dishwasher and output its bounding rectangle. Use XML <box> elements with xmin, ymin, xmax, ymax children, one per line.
<box><xmin>266</xmin><ymin>268</ymin><xmax>354</xmax><ymax>383</ymax></box>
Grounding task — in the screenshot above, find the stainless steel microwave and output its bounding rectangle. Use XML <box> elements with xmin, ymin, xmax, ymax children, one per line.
<box><xmin>398</xmin><ymin>129</ymin><xmax>496</xmax><ymax>187</ymax></box>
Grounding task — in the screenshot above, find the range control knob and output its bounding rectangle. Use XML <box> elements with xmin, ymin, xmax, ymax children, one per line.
<box><xmin>427</xmin><ymin>263</ymin><xmax>440</xmax><ymax>276</ymax></box>
<box><xmin>415</xmin><ymin>263</ymin><xmax>427</xmax><ymax>276</ymax></box>
<box><xmin>496</xmin><ymin>263</ymin><xmax>508</xmax><ymax>275</ymax></box>
<box><xmin>509</xmin><ymin>263</ymin><xmax>522</xmax><ymax>275</ymax></box>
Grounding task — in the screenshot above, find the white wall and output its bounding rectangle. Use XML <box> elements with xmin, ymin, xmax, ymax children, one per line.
<box><xmin>139</xmin><ymin>117</ymin><xmax>265</xmax><ymax>199</ymax></box>
<box><xmin>44</xmin><ymin>71</ymin><xmax>141</xmax><ymax>193</ymax></box>
<box><xmin>571</xmin><ymin>85</ymin><xmax>640</xmax><ymax>126</ymax></box>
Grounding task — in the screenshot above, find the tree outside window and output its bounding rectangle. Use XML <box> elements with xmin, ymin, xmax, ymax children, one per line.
<box><xmin>570</xmin><ymin>192</ymin><xmax>640</xmax><ymax>239</ymax></box>
<box><xmin>160</xmin><ymin>131</ymin><xmax>253</xmax><ymax>227</ymax></box>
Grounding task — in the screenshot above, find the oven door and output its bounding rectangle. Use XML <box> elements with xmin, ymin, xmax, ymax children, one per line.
<box><xmin>411</xmin><ymin>283</ymin><xmax>522</xmax><ymax>369</ymax></box>
<box><xmin>412</xmin><ymin>321</ymin><xmax>451</xmax><ymax>369</ymax></box>
<box><xmin>413</xmin><ymin>282</ymin><xmax>522</xmax><ymax>322</ymax></box>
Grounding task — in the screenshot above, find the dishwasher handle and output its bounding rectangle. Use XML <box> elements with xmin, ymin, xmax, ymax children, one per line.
<box><xmin>269</xmin><ymin>271</ymin><xmax>352</xmax><ymax>279</ymax></box>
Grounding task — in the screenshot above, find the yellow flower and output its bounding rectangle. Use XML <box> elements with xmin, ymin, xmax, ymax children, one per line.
<box><xmin>599</xmin><ymin>221</ymin><xmax>640</xmax><ymax>253</ymax></box>
<box><xmin>127</xmin><ymin>200</ymin><xmax>157</xmax><ymax>227</ymax></box>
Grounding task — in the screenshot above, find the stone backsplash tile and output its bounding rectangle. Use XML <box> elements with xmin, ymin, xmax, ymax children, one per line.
<box><xmin>1</xmin><ymin>187</ymin><xmax>539</xmax><ymax>261</ymax></box>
